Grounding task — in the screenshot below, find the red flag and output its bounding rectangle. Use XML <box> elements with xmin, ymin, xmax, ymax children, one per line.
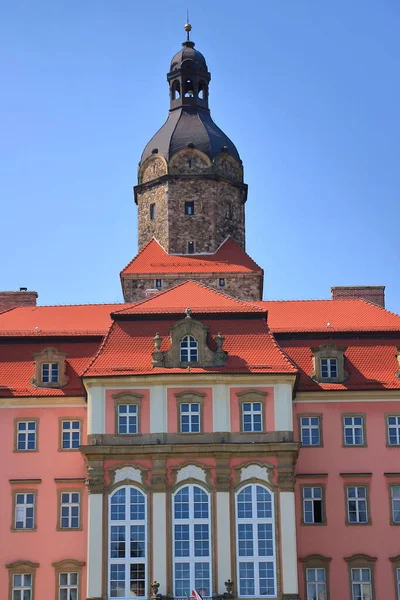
<box><xmin>192</xmin><ymin>590</ymin><xmax>203</xmax><ymax>600</ymax></box>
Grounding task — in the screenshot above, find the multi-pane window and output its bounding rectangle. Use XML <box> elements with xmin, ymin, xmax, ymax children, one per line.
<box><xmin>180</xmin><ymin>335</ymin><xmax>198</xmax><ymax>362</ymax></box>
<box><xmin>347</xmin><ymin>486</ymin><xmax>368</xmax><ymax>524</ymax></box>
<box><xmin>387</xmin><ymin>416</ymin><xmax>400</xmax><ymax>446</ymax></box>
<box><xmin>391</xmin><ymin>486</ymin><xmax>400</xmax><ymax>524</ymax></box>
<box><xmin>61</xmin><ymin>420</ymin><xmax>81</xmax><ymax>449</ymax></box>
<box><xmin>12</xmin><ymin>574</ymin><xmax>32</xmax><ymax>600</ymax></box>
<box><xmin>185</xmin><ymin>201</ymin><xmax>194</xmax><ymax>215</ymax></box>
<box><xmin>17</xmin><ymin>421</ymin><xmax>37</xmax><ymax>451</ymax></box>
<box><xmin>15</xmin><ymin>493</ymin><xmax>35</xmax><ymax>529</ymax></box>
<box><xmin>242</xmin><ymin>403</ymin><xmax>262</xmax><ymax>433</ymax></box>
<box><xmin>180</xmin><ymin>403</ymin><xmax>200</xmax><ymax>433</ymax></box>
<box><xmin>396</xmin><ymin>568</ymin><xmax>400</xmax><ymax>600</ymax></box>
<box><xmin>173</xmin><ymin>485</ymin><xmax>212</xmax><ymax>596</ymax></box>
<box><xmin>150</xmin><ymin>203</ymin><xmax>156</xmax><ymax>220</ymax></box>
<box><xmin>236</xmin><ymin>484</ymin><xmax>276</xmax><ymax>597</ymax></box>
<box><xmin>320</xmin><ymin>358</ymin><xmax>337</xmax><ymax>379</ymax></box>
<box><xmin>343</xmin><ymin>416</ymin><xmax>364</xmax><ymax>446</ymax></box>
<box><xmin>351</xmin><ymin>568</ymin><xmax>372</xmax><ymax>600</ymax></box>
<box><xmin>109</xmin><ymin>486</ymin><xmax>147</xmax><ymax>598</ymax></box>
<box><xmin>42</xmin><ymin>362</ymin><xmax>59</xmax><ymax>383</ymax></box>
<box><xmin>300</xmin><ymin>417</ymin><xmax>321</xmax><ymax>446</ymax></box>
<box><xmin>118</xmin><ymin>405</ymin><xmax>138</xmax><ymax>434</ymax></box>
<box><xmin>60</xmin><ymin>492</ymin><xmax>80</xmax><ymax>529</ymax></box>
<box><xmin>306</xmin><ymin>568</ymin><xmax>327</xmax><ymax>600</ymax></box>
<box><xmin>59</xmin><ymin>572</ymin><xmax>78</xmax><ymax>600</ymax></box>
<box><xmin>302</xmin><ymin>487</ymin><xmax>324</xmax><ymax>524</ymax></box>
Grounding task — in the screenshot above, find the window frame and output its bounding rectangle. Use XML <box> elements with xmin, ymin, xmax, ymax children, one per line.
<box><xmin>180</xmin><ymin>335</ymin><xmax>199</xmax><ymax>363</ymax></box>
<box><xmin>301</xmin><ymin>485</ymin><xmax>326</xmax><ymax>526</ymax></box>
<box><xmin>345</xmin><ymin>484</ymin><xmax>371</xmax><ymax>525</ymax></box>
<box><xmin>14</xmin><ymin>418</ymin><xmax>39</xmax><ymax>453</ymax></box>
<box><xmin>113</xmin><ymin>393</ymin><xmax>143</xmax><ymax>437</ymax></box>
<box><xmin>179</xmin><ymin>402</ymin><xmax>201</xmax><ymax>434</ymax></box>
<box><xmin>155</xmin><ymin>279</ymin><xmax>162</xmax><ymax>290</ymax></box>
<box><xmin>108</xmin><ymin>485</ymin><xmax>148</xmax><ymax>600</ymax></box>
<box><xmin>52</xmin><ymin>559</ymin><xmax>85</xmax><ymax>600</ymax></box>
<box><xmin>389</xmin><ymin>555</ymin><xmax>400</xmax><ymax>600</ymax></box>
<box><xmin>237</xmin><ymin>390</ymin><xmax>267</xmax><ymax>434</ymax></box>
<box><xmin>12</xmin><ymin>490</ymin><xmax>37</xmax><ymax>532</ymax></box>
<box><xmin>31</xmin><ymin>346</ymin><xmax>68</xmax><ymax>388</ymax></box>
<box><xmin>58</xmin><ymin>417</ymin><xmax>82</xmax><ymax>451</ymax></box>
<box><xmin>241</xmin><ymin>402</ymin><xmax>263</xmax><ymax>433</ymax></box>
<box><xmin>345</xmin><ymin>554</ymin><xmax>376</xmax><ymax>600</ymax></box>
<box><xmin>218</xmin><ymin>278</ymin><xmax>225</xmax><ymax>287</ymax></box>
<box><xmin>172</xmin><ymin>483</ymin><xmax>213</xmax><ymax>597</ymax></box>
<box><xmin>390</xmin><ymin>484</ymin><xmax>400</xmax><ymax>526</ymax></box>
<box><xmin>300</xmin><ymin>554</ymin><xmax>331</xmax><ymax>600</ymax></box>
<box><xmin>342</xmin><ymin>414</ymin><xmax>367</xmax><ymax>447</ymax></box>
<box><xmin>7</xmin><ymin>561</ymin><xmax>38</xmax><ymax>600</ymax></box>
<box><xmin>149</xmin><ymin>203</ymin><xmax>156</xmax><ymax>220</ymax></box>
<box><xmin>185</xmin><ymin>201</ymin><xmax>195</xmax><ymax>216</ymax></box>
<box><xmin>386</xmin><ymin>414</ymin><xmax>400</xmax><ymax>447</ymax></box>
<box><xmin>311</xmin><ymin>343</ymin><xmax>348</xmax><ymax>383</ymax></box>
<box><xmin>298</xmin><ymin>414</ymin><xmax>323</xmax><ymax>447</ymax></box>
<box><xmin>188</xmin><ymin>241</ymin><xmax>195</xmax><ymax>254</ymax></box>
<box><xmin>57</xmin><ymin>489</ymin><xmax>82</xmax><ymax>531</ymax></box>
<box><xmin>235</xmin><ymin>483</ymin><xmax>277</xmax><ymax>598</ymax></box>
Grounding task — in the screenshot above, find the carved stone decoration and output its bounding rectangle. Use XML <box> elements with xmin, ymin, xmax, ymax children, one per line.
<box><xmin>240</xmin><ymin>464</ymin><xmax>270</xmax><ymax>483</ymax></box>
<box><xmin>150</xmin><ymin>581</ymin><xmax>160</xmax><ymax>598</ymax></box>
<box><xmin>215</xmin><ymin>457</ymin><xmax>231</xmax><ymax>491</ymax></box>
<box><xmin>277</xmin><ymin>456</ymin><xmax>296</xmax><ymax>492</ymax></box>
<box><xmin>395</xmin><ymin>347</ymin><xmax>400</xmax><ymax>378</ymax></box>
<box><xmin>311</xmin><ymin>342</ymin><xmax>349</xmax><ymax>383</ymax></box>
<box><xmin>152</xmin><ymin>333</ymin><xmax>164</xmax><ymax>367</ymax></box>
<box><xmin>153</xmin><ymin>312</ymin><xmax>227</xmax><ymax>369</ymax></box>
<box><xmin>176</xmin><ymin>464</ymin><xmax>207</xmax><ymax>484</ymax></box>
<box><xmin>85</xmin><ymin>460</ymin><xmax>105</xmax><ymax>494</ymax></box>
<box><xmin>31</xmin><ymin>346</ymin><xmax>69</xmax><ymax>388</ymax></box>
<box><xmin>151</xmin><ymin>457</ymin><xmax>167</xmax><ymax>492</ymax></box>
<box><xmin>114</xmin><ymin>466</ymin><xmax>143</xmax><ymax>485</ymax></box>
<box><xmin>225</xmin><ymin>578</ymin><xmax>234</xmax><ymax>597</ymax></box>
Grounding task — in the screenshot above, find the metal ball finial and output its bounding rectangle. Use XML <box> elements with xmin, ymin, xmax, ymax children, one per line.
<box><xmin>184</xmin><ymin>23</ymin><xmax>192</xmax><ymax>33</ymax></box>
<box><xmin>184</xmin><ymin>17</ymin><xmax>192</xmax><ymax>41</ymax></box>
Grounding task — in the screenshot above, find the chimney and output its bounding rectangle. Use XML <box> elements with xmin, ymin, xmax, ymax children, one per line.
<box><xmin>0</xmin><ymin>289</ymin><xmax>38</xmax><ymax>313</ymax></box>
<box><xmin>331</xmin><ymin>286</ymin><xmax>385</xmax><ymax>308</ymax></box>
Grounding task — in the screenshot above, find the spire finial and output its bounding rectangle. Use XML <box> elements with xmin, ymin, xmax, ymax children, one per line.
<box><xmin>184</xmin><ymin>11</ymin><xmax>192</xmax><ymax>41</ymax></box>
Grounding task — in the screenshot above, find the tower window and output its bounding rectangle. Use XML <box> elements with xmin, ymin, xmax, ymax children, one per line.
<box><xmin>185</xmin><ymin>202</ymin><xmax>194</xmax><ymax>216</ymax></box>
<box><xmin>155</xmin><ymin>279</ymin><xmax>162</xmax><ymax>290</ymax></box>
<box><xmin>219</xmin><ymin>278</ymin><xmax>225</xmax><ymax>287</ymax></box>
<box><xmin>150</xmin><ymin>203</ymin><xmax>156</xmax><ymax>220</ymax></box>
<box><xmin>184</xmin><ymin>79</ymin><xmax>194</xmax><ymax>98</ymax></box>
<box><xmin>172</xmin><ymin>81</ymin><xmax>181</xmax><ymax>100</ymax></box>
<box><xmin>188</xmin><ymin>241</ymin><xmax>195</xmax><ymax>254</ymax></box>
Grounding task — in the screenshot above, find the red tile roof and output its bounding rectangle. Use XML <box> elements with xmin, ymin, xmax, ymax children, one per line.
<box><xmin>281</xmin><ymin>339</ymin><xmax>400</xmax><ymax>391</ymax></box>
<box><xmin>115</xmin><ymin>280</ymin><xmax>266</xmax><ymax>315</ymax></box>
<box><xmin>120</xmin><ymin>237</ymin><xmax>263</xmax><ymax>275</ymax></box>
<box><xmin>255</xmin><ymin>299</ymin><xmax>400</xmax><ymax>333</ymax></box>
<box><xmin>0</xmin><ymin>303</ymin><xmax>127</xmax><ymax>337</ymax></box>
<box><xmin>84</xmin><ymin>318</ymin><xmax>297</xmax><ymax>377</ymax></box>
<box><xmin>0</xmin><ymin>341</ymin><xmax>100</xmax><ymax>397</ymax></box>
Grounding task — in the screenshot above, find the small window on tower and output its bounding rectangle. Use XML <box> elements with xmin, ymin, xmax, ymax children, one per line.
<box><xmin>219</xmin><ymin>278</ymin><xmax>225</xmax><ymax>287</ymax></box>
<box><xmin>188</xmin><ymin>241</ymin><xmax>195</xmax><ymax>254</ymax></box>
<box><xmin>150</xmin><ymin>203</ymin><xmax>156</xmax><ymax>220</ymax></box>
<box><xmin>225</xmin><ymin>202</ymin><xmax>233</xmax><ymax>218</ymax></box>
<box><xmin>185</xmin><ymin>202</ymin><xmax>194</xmax><ymax>215</ymax></box>
<box><xmin>155</xmin><ymin>279</ymin><xmax>162</xmax><ymax>290</ymax></box>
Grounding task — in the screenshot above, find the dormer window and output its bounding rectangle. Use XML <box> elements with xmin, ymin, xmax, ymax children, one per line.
<box><xmin>180</xmin><ymin>335</ymin><xmax>198</xmax><ymax>362</ymax></box>
<box><xmin>311</xmin><ymin>343</ymin><xmax>348</xmax><ymax>383</ymax></box>
<box><xmin>31</xmin><ymin>347</ymin><xmax>69</xmax><ymax>388</ymax></box>
<box><xmin>320</xmin><ymin>358</ymin><xmax>337</xmax><ymax>379</ymax></box>
<box><xmin>42</xmin><ymin>362</ymin><xmax>59</xmax><ymax>384</ymax></box>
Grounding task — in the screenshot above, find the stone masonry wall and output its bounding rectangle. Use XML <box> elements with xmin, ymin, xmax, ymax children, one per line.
<box><xmin>121</xmin><ymin>273</ymin><xmax>262</xmax><ymax>302</ymax></box>
<box><xmin>137</xmin><ymin>182</ymin><xmax>169</xmax><ymax>251</ymax></box>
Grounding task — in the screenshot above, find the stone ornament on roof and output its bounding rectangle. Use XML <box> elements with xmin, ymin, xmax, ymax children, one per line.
<box><xmin>152</xmin><ymin>310</ymin><xmax>227</xmax><ymax>368</ymax></box>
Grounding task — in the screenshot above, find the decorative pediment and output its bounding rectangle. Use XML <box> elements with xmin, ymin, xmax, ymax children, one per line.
<box><xmin>176</xmin><ymin>464</ymin><xmax>207</xmax><ymax>484</ymax></box>
<box><xmin>152</xmin><ymin>309</ymin><xmax>227</xmax><ymax>368</ymax></box>
<box><xmin>240</xmin><ymin>463</ymin><xmax>270</xmax><ymax>483</ymax></box>
<box><xmin>31</xmin><ymin>346</ymin><xmax>69</xmax><ymax>388</ymax></box>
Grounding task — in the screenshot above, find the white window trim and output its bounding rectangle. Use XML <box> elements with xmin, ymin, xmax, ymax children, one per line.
<box><xmin>60</xmin><ymin>492</ymin><xmax>80</xmax><ymax>529</ymax></box>
<box><xmin>306</xmin><ymin>567</ymin><xmax>327</xmax><ymax>600</ymax></box>
<box><xmin>42</xmin><ymin>361</ymin><xmax>59</xmax><ymax>383</ymax></box>
<box><xmin>396</xmin><ymin>567</ymin><xmax>400</xmax><ymax>600</ymax></box>
<box><xmin>300</xmin><ymin>416</ymin><xmax>321</xmax><ymax>446</ymax></box>
<box><xmin>351</xmin><ymin>567</ymin><xmax>372</xmax><ymax>600</ymax></box>
<box><xmin>15</xmin><ymin>493</ymin><xmax>35</xmax><ymax>530</ymax></box>
<box><xmin>242</xmin><ymin>402</ymin><xmax>262</xmax><ymax>433</ymax></box>
<box><xmin>172</xmin><ymin>484</ymin><xmax>212</xmax><ymax>597</ymax></box>
<box><xmin>347</xmin><ymin>486</ymin><xmax>368</xmax><ymax>524</ymax></box>
<box><xmin>117</xmin><ymin>404</ymin><xmax>138</xmax><ymax>435</ymax></box>
<box><xmin>180</xmin><ymin>335</ymin><xmax>199</xmax><ymax>363</ymax></box>
<box><xmin>61</xmin><ymin>420</ymin><xmax>81</xmax><ymax>449</ymax></box>
<box><xmin>320</xmin><ymin>357</ymin><xmax>338</xmax><ymax>378</ymax></box>
<box><xmin>387</xmin><ymin>416</ymin><xmax>400</xmax><ymax>446</ymax></box>
<box><xmin>108</xmin><ymin>485</ymin><xmax>148</xmax><ymax>599</ymax></box>
<box><xmin>391</xmin><ymin>486</ymin><xmax>400</xmax><ymax>524</ymax></box>
<box><xmin>17</xmin><ymin>421</ymin><xmax>37</xmax><ymax>451</ymax></box>
<box><xmin>12</xmin><ymin>573</ymin><xmax>32</xmax><ymax>599</ymax></box>
<box><xmin>180</xmin><ymin>403</ymin><xmax>201</xmax><ymax>433</ymax></box>
<box><xmin>302</xmin><ymin>486</ymin><xmax>323</xmax><ymax>524</ymax></box>
<box><xmin>59</xmin><ymin>572</ymin><xmax>79</xmax><ymax>599</ymax></box>
<box><xmin>344</xmin><ymin>416</ymin><xmax>364</xmax><ymax>446</ymax></box>
<box><xmin>235</xmin><ymin>484</ymin><xmax>277</xmax><ymax>598</ymax></box>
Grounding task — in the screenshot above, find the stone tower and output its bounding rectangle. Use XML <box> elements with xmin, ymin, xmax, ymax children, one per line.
<box><xmin>135</xmin><ymin>26</ymin><xmax>248</xmax><ymax>255</ymax></box>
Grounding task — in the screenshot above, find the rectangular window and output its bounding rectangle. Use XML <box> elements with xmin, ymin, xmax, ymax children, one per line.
<box><xmin>347</xmin><ymin>486</ymin><xmax>368</xmax><ymax>524</ymax></box>
<box><xmin>391</xmin><ymin>486</ymin><xmax>400</xmax><ymax>524</ymax></box>
<box><xmin>150</xmin><ymin>203</ymin><xmax>156</xmax><ymax>220</ymax></box>
<box><xmin>12</xmin><ymin>574</ymin><xmax>32</xmax><ymax>600</ymax></box>
<box><xmin>306</xmin><ymin>568</ymin><xmax>327</xmax><ymax>600</ymax></box>
<box><xmin>320</xmin><ymin>358</ymin><xmax>337</xmax><ymax>378</ymax></box>
<box><xmin>219</xmin><ymin>278</ymin><xmax>225</xmax><ymax>287</ymax></box>
<box><xmin>242</xmin><ymin>402</ymin><xmax>263</xmax><ymax>432</ymax></box>
<box><xmin>302</xmin><ymin>487</ymin><xmax>324</xmax><ymax>524</ymax></box>
<box><xmin>185</xmin><ymin>201</ymin><xmax>194</xmax><ymax>215</ymax></box>
<box><xmin>397</xmin><ymin>568</ymin><xmax>400</xmax><ymax>600</ymax></box>
<box><xmin>61</xmin><ymin>420</ymin><xmax>81</xmax><ymax>449</ymax></box>
<box><xmin>60</xmin><ymin>492</ymin><xmax>80</xmax><ymax>529</ymax></box>
<box><xmin>118</xmin><ymin>404</ymin><xmax>138</xmax><ymax>434</ymax></box>
<box><xmin>343</xmin><ymin>416</ymin><xmax>365</xmax><ymax>446</ymax></box>
<box><xmin>42</xmin><ymin>362</ymin><xmax>59</xmax><ymax>383</ymax></box>
<box><xmin>351</xmin><ymin>568</ymin><xmax>372</xmax><ymax>600</ymax></box>
<box><xmin>188</xmin><ymin>241</ymin><xmax>195</xmax><ymax>254</ymax></box>
<box><xmin>59</xmin><ymin>572</ymin><xmax>78</xmax><ymax>600</ymax></box>
<box><xmin>300</xmin><ymin>416</ymin><xmax>321</xmax><ymax>446</ymax></box>
<box><xmin>180</xmin><ymin>403</ymin><xmax>200</xmax><ymax>433</ymax></box>
<box><xmin>387</xmin><ymin>416</ymin><xmax>400</xmax><ymax>446</ymax></box>
<box><xmin>155</xmin><ymin>279</ymin><xmax>162</xmax><ymax>290</ymax></box>
<box><xmin>15</xmin><ymin>493</ymin><xmax>35</xmax><ymax>530</ymax></box>
<box><xmin>16</xmin><ymin>421</ymin><xmax>37</xmax><ymax>451</ymax></box>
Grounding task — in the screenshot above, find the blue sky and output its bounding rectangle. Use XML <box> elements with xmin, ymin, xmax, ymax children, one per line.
<box><xmin>1</xmin><ymin>1</ymin><xmax>399</xmax><ymax>311</ymax></box>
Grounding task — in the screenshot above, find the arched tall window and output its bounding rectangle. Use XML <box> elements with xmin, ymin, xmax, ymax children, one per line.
<box><xmin>109</xmin><ymin>486</ymin><xmax>147</xmax><ymax>599</ymax></box>
<box><xmin>180</xmin><ymin>335</ymin><xmax>198</xmax><ymax>362</ymax></box>
<box><xmin>235</xmin><ymin>484</ymin><xmax>276</xmax><ymax>597</ymax></box>
<box><xmin>173</xmin><ymin>485</ymin><xmax>212</xmax><ymax>597</ymax></box>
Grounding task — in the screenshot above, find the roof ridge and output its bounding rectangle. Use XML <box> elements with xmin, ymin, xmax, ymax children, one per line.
<box><xmin>120</xmin><ymin>238</ymin><xmax>167</xmax><ymax>275</ymax></box>
<box><xmin>358</xmin><ymin>297</ymin><xmax>400</xmax><ymax>318</ymax></box>
<box><xmin>81</xmin><ymin>320</ymin><xmax>117</xmax><ymax>376</ymax></box>
<box><xmin>216</xmin><ymin>237</ymin><xmax>263</xmax><ymax>271</ymax></box>
<box><xmin>9</xmin><ymin>302</ymin><xmax>127</xmax><ymax>309</ymax></box>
